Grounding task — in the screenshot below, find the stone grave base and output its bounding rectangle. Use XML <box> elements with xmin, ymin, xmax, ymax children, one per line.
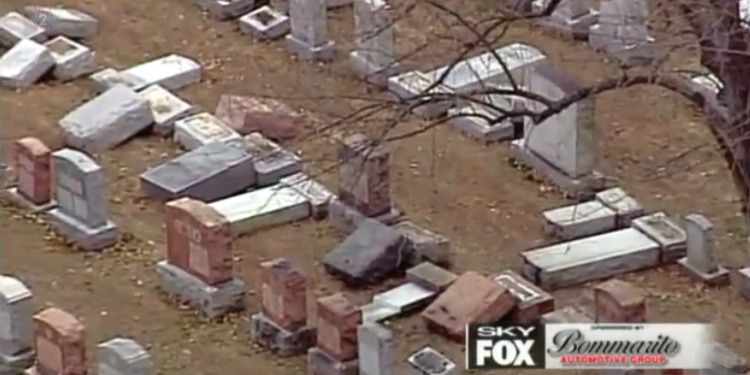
<box><xmin>510</xmin><ymin>140</ymin><xmax>606</xmax><ymax>198</ymax></box>
<box><xmin>4</xmin><ymin>188</ymin><xmax>56</xmax><ymax>213</ymax></box>
<box><xmin>307</xmin><ymin>347</ymin><xmax>358</xmax><ymax>375</ymax></box>
<box><xmin>250</xmin><ymin>313</ymin><xmax>315</xmax><ymax>357</ymax></box>
<box><xmin>0</xmin><ymin>349</ymin><xmax>34</xmax><ymax>375</ymax></box>
<box><xmin>328</xmin><ymin>198</ymin><xmax>401</xmax><ymax>234</ymax></box>
<box><xmin>194</xmin><ymin>0</ymin><xmax>256</xmax><ymax>20</ymax></box>
<box><xmin>677</xmin><ymin>258</ymin><xmax>730</xmax><ymax>287</ymax></box>
<box><xmin>348</xmin><ymin>51</ymin><xmax>401</xmax><ymax>88</ymax></box>
<box><xmin>736</xmin><ymin>267</ymin><xmax>750</xmax><ymax>300</ymax></box>
<box><xmin>285</xmin><ymin>35</ymin><xmax>336</xmax><ymax>62</ymax></box>
<box><xmin>448</xmin><ymin>114</ymin><xmax>517</xmax><ymax>144</ymax></box>
<box><xmin>588</xmin><ymin>26</ymin><xmax>656</xmax><ymax>66</ymax></box>
<box><xmin>46</xmin><ymin>208</ymin><xmax>119</xmax><ymax>251</ymax></box>
<box><xmin>386</xmin><ymin>84</ymin><xmax>454</xmax><ymax>120</ymax></box>
<box><xmin>156</xmin><ymin>261</ymin><xmax>246</xmax><ymax>318</ymax></box>
<box><xmin>239</xmin><ymin>6</ymin><xmax>290</xmax><ymax>40</ymax></box>
<box><xmin>536</xmin><ymin>10</ymin><xmax>598</xmax><ymax>41</ymax></box>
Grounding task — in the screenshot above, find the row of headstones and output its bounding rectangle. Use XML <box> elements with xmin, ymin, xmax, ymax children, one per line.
<box><xmin>0</xmin><ymin>275</ymin><xmax>153</xmax><ymax>375</ymax></box>
<box><xmin>0</xmin><ymin>7</ymin><xmax>98</xmax><ymax>88</ymax></box>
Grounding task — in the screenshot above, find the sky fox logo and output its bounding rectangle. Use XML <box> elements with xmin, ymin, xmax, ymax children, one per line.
<box><xmin>467</xmin><ymin>324</ymin><xmax>546</xmax><ymax>369</ymax></box>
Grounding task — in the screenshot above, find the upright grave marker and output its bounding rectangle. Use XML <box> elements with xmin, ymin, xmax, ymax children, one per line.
<box><xmin>307</xmin><ymin>293</ymin><xmax>361</xmax><ymax>375</ymax></box>
<box><xmin>349</xmin><ymin>0</ymin><xmax>400</xmax><ymax>86</ymax></box>
<box><xmin>0</xmin><ymin>276</ymin><xmax>34</xmax><ymax>374</ymax></box>
<box><xmin>285</xmin><ymin>0</ymin><xmax>336</xmax><ymax>61</ymax></box>
<box><xmin>5</xmin><ymin>137</ymin><xmax>54</xmax><ymax>212</ymax></box>
<box><xmin>27</xmin><ymin>307</ymin><xmax>86</xmax><ymax>375</ymax></box>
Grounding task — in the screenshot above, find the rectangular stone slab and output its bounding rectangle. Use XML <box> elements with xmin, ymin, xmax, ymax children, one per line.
<box><xmin>0</xmin><ymin>39</ymin><xmax>54</xmax><ymax>88</ymax></box>
<box><xmin>521</xmin><ymin>228</ymin><xmax>661</xmax><ymax>289</ymax></box>
<box><xmin>0</xmin><ymin>12</ymin><xmax>46</xmax><ymax>47</ymax></box>
<box><xmin>542</xmin><ymin>200</ymin><xmax>617</xmax><ymax>240</ymax></box>
<box><xmin>371</xmin><ymin>282</ymin><xmax>435</xmax><ymax>313</ymax></box>
<box><xmin>139</xmin><ymin>140</ymin><xmax>255</xmax><ymax>202</ymax></box>
<box><xmin>208</xmin><ymin>184</ymin><xmax>310</xmax><ymax>236</ymax></box>
<box><xmin>119</xmin><ymin>54</ymin><xmax>202</xmax><ymax>91</ymax></box>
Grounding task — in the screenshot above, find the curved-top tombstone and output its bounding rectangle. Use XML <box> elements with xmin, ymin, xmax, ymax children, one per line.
<box><xmin>164</xmin><ymin>197</ymin><xmax>233</xmax><ymax>285</ymax></box>
<box><xmin>50</xmin><ymin>148</ymin><xmax>108</xmax><ymax>227</ymax></box>
<box><xmin>32</xmin><ymin>307</ymin><xmax>86</xmax><ymax>375</ymax></box>
<box><xmin>98</xmin><ymin>337</ymin><xmax>153</xmax><ymax>375</ymax></box>
<box><xmin>0</xmin><ymin>275</ymin><xmax>33</xmax><ymax>356</ymax></box>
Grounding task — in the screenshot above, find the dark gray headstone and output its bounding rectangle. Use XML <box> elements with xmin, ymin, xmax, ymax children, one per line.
<box><xmin>323</xmin><ymin>219</ymin><xmax>405</xmax><ymax>287</ymax></box>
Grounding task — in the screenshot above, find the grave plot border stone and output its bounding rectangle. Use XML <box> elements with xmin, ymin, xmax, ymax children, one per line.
<box><xmin>239</xmin><ymin>6</ymin><xmax>290</xmax><ymax>40</ymax></box>
<box><xmin>407</xmin><ymin>347</ymin><xmax>456</xmax><ymax>375</ymax></box>
<box><xmin>631</xmin><ymin>212</ymin><xmax>687</xmax><ymax>264</ymax></box>
<box><xmin>676</xmin><ymin>214</ymin><xmax>729</xmax><ymax>287</ymax></box>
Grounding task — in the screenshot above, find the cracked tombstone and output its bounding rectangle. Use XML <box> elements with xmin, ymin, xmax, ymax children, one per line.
<box><xmin>349</xmin><ymin>0</ymin><xmax>400</xmax><ymax>86</ymax></box>
<box><xmin>510</xmin><ymin>61</ymin><xmax>604</xmax><ymax>198</ymax></box>
<box><xmin>5</xmin><ymin>137</ymin><xmax>54</xmax><ymax>212</ymax></box>
<box><xmin>285</xmin><ymin>0</ymin><xmax>336</xmax><ymax>61</ymax></box>
<box><xmin>23</xmin><ymin>6</ymin><xmax>98</xmax><ymax>39</ymax></box>
<box><xmin>155</xmin><ymin>197</ymin><xmax>246</xmax><ymax>318</ymax></box>
<box><xmin>97</xmin><ymin>337</ymin><xmax>153</xmax><ymax>375</ymax></box>
<box><xmin>250</xmin><ymin>258</ymin><xmax>315</xmax><ymax>356</ymax></box>
<box><xmin>26</xmin><ymin>308</ymin><xmax>86</xmax><ymax>375</ymax></box>
<box><xmin>357</xmin><ymin>323</ymin><xmax>394</xmax><ymax>375</ymax></box>
<box><xmin>0</xmin><ymin>12</ymin><xmax>46</xmax><ymax>47</ymax></box>
<box><xmin>0</xmin><ymin>39</ymin><xmax>54</xmax><ymax>88</ymax></box>
<box><xmin>0</xmin><ymin>276</ymin><xmax>34</xmax><ymax>374</ymax></box>
<box><xmin>677</xmin><ymin>214</ymin><xmax>730</xmax><ymax>287</ymax></box>
<box><xmin>307</xmin><ymin>293</ymin><xmax>360</xmax><ymax>375</ymax></box>
<box><xmin>46</xmin><ymin>148</ymin><xmax>119</xmax><ymax>251</ymax></box>
<box><xmin>59</xmin><ymin>84</ymin><xmax>154</xmax><ymax>153</ymax></box>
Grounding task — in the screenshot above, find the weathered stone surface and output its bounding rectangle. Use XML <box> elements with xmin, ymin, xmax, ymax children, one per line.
<box><xmin>258</xmin><ymin>258</ymin><xmax>307</xmax><ymax>330</ymax></box>
<box><xmin>447</xmin><ymin>104</ymin><xmax>519</xmax><ymax>144</ymax></box>
<box><xmin>421</xmin><ymin>271</ymin><xmax>516</xmax><ymax>341</ymax></box>
<box><xmin>594</xmin><ymin>187</ymin><xmax>644</xmax><ymax>226</ymax></box>
<box><xmin>6</xmin><ymin>137</ymin><xmax>54</xmax><ymax>212</ymax></box>
<box><xmin>631</xmin><ymin>212</ymin><xmax>687</xmax><ymax>263</ymax></box>
<box><xmin>323</xmin><ymin>219</ymin><xmax>406</xmax><ymax>287</ymax></box>
<box><xmin>88</xmin><ymin>68</ymin><xmax>141</xmax><ymax>93</ymax></box>
<box><xmin>195</xmin><ymin>0</ymin><xmax>256</xmax><ymax>21</ymax></box>
<box><xmin>387</xmin><ymin>71</ymin><xmax>456</xmax><ymax>119</ymax></box>
<box><xmin>0</xmin><ymin>12</ymin><xmax>45</xmax><ymax>47</ymax></box>
<box><xmin>250</xmin><ymin>313</ymin><xmax>315</xmax><ymax>357</ymax></box>
<box><xmin>279</xmin><ymin>173</ymin><xmax>333</xmax><ymax>219</ymax></box>
<box><xmin>31</xmin><ymin>308</ymin><xmax>86</xmax><ymax>375</ymax></box>
<box><xmin>214</xmin><ymin>95</ymin><xmax>303</xmax><ymax>141</ymax></box>
<box><xmin>0</xmin><ymin>39</ymin><xmax>54</xmax><ymax>88</ymax></box>
<box><xmin>540</xmin><ymin>306</ymin><xmax>592</xmax><ymax>323</ymax></box>
<box><xmin>521</xmin><ymin>228</ymin><xmax>661</xmax><ymax>290</ymax></box>
<box><xmin>239</xmin><ymin>7</ymin><xmax>291</xmax><ymax>41</ymax></box>
<box><xmin>315</xmin><ymin>293</ymin><xmax>360</xmax><ymax>361</ymax></box>
<box><xmin>337</xmin><ymin>134</ymin><xmax>392</xmax><ymax>217</ymax></box>
<box><xmin>139</xmin><ymin>140</ymin><xmax>255</xmax><ymax>202</ymax></box>
<box><xmin>59</xmin><ymin>84</ymin><xmax>154</xmax><ymax>153</ymax></box>
<box><xmin>155</xmin><ymin>261</ymin><xmax>245</xmax><ymax>318</ymax></box>
<box><xmin>307</xmin><ymin>347</ymin><xmax>358</xmax><ymax>375</ymax></box>
<box><xmin>357</xmin><ymin>323</ymin><xmax>394</xmax><ymax>375</ymax></box>
<box><xmin>140</xmin><ymin>85</ymin><xmax>194</xmax><ymax>136</ymax></box>
<box><xmin>588</xmin><ymin>0</ymin><xmax>655</xmax><ymax>66</ymax></box>
<box><xmin>44</xmin><ymin>36</ymin><xmax>96</xmax><ymax>81</ymax></box>
<box><xmin>593</xmin><ymin>278</ymin><xmax>646</xmax><ymax>323</ymax></box>
<box><xmin>173</xmin><ymin>113</ymin><xmax>242</xmax><ymax>150</ymax></box>
<box><xmin>407</xmin><ymin>347</ymin><xmax>456</xmax><ymax>375</ymax></box>
<box><xmin>371</xmin><ymin>283</ymin><xmax>435</xmax><ymax>314</ymax></box>
<box><xmin>0</xmin><ymin>275</ymin><xmax>34</xmax><ymax>374</ymax></box>
<box><xmin>23</xmin><ymin>6</ymin><xmax>98</xmax><ymax>39</ymax></box>
<box><xmin>406</xmin><ymin>262</ymin><xmax>457</xmax><ymax>292</ymax></box>
<box><xmin>543</xmin><ymin>200</ymin><xmax>617</xmax><ymax>240</ymax></box>
<box><xmin>242</xmin><ymin>132</ymin><xmax>302</xmax><ymax>186</ymax></box>
<box><xmin>394</xmin><ymin>221</ymin><xmax>450</xmax><ymax>266</ymax></box>
<box><xmin>349</xmin><ymin>0</ymin><xmax>399</xmax><ymax>87</ymax></box>
<box><xmin>327</xmin><ymin>198</ymin><xmax>400</xmax><ymax>235</ymax></box>
<box><xmin>97</xmin><ymin>337</ymin><xmax>153</xmax><ymax>375</ymax></box>
<box><xmin>117</xmin><ymin>54</ymin><xmax>202</xmax><ymax>92</ymax></box>
<box><xmin>737</xmin><ymin>267</ymin><xmax>750</xmax><ymax>301</ymax></box>
<box><xmin>493</xmin><ymin>270</ymin><xmax>554</xmax><ymax>324</ymax></box>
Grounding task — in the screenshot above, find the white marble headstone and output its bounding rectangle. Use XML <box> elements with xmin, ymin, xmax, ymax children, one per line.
<box><xmin>0</xmin><ymin>275</ymin><xmax>33</xmax><ymax>356</ymax></box>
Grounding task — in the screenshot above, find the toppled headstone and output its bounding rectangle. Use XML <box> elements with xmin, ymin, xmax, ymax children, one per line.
<box><xmin>46</xmin><ymin>148</ymin><xmax>119</xmax><ymax>251</ymax></box>
<box><xmin>279</xmin><ymin>173</ymin><xmax>334</xmax><ymax>219</ymax></box>
<box><xmin>208</xmin><ymin>184</ymin><xmax>310</xmax><ymax>236</ymax></box>
<box><xmin>521</xmin><ymin>228</ymin><xmax>661</xmax><ymax>289</ymax></box>
<box><xmin>387</xmin><ymin>70</ymin><xmax>456</xmax><ymax>119</ymax></box>
<box><xmin>308</xmin><ymin>293</ymin><xmax>360</xmax><ymax>375</ymax></box>
<box><xmin>88</xmin><ymin>68</ymin><xmax>142</xmax><ymax>92</ymax></box>
<box><xmin>0</xmin><ymin>39</ymin><xmax>54</xmax><ymax>88</ymax></box>
<box><xmin>251</xmin><ymin>258</ymin><xmax>315</xmax><ymax>356</ymax></box>
<box><xmin>407</xmin><ymin>347</ymin><xmax>456</xmax><ymax>375</ymax></box>
<box><xmin>540</xmin><ymin>305</ymin><xmax>592</xmax><ymax>323</ymax></box>
<box><xmin>594</xmin><ymin>187</ymin><xmax>644</xmax><ymax>226</ymax></box>
<box><xmin>28</xmin><ymin>308</ymin><xmax>86</xmax><ymax>375</ymax></box>
<box><xmin>23</xmin><ymin>6</ymin><xmax>98</xmax><ymax>39</ymax></box>
<box><xmin>677</xmin><ymin>214</ymin><xmax>729</xmax><ymax>286</ymax></box>
<box><xmin>173</xmin><ymin>112</ymin><xmax>242</xmax><ymax>150</ymax></box>
<box><xmin>156</xmin><ymin>197</ymin><xmax>246</xmax><ymax>318</ymax></box>
<box><xmin>140</xmin><ymin>85</ymin><xmax>195</xmax><ymax>136</ymax></box>
<box><xmin>323</xmin><ymin>219</ymin><xmax>406</xmax><ymax>287</ymax></box>
<box><xmin>44</xmin><ymin>36</ymin><xmax>96</xmax><ymax>81</ymax></box>
<box><xmin>59</xmin><ymin>84</ymin><xmax>154</xmax><ymax>153</ymax></box>
<box><xmin>631</xmin><ymin>212</ymin><xmax>687</xmax><ymax>263</ymax></box>
<box><xmin>93</xmin><ymin>54</ymin><xmax>201</xmax><ymax>93</ymax></box>
<box><xmin>357</xmin><ymin>323</ymin><xmax>394</xmax><ymax>375</ymax></box>
<box><xmin>532</xmin><ymin>0</ymin><xmax>598</xmax><ymax>40</ymax></box>
<box><xmin>588</xmin><ymin>0</ymin><xmax>655</xmax><ymax>66</ymax></box>
<box><xmin>285</xmin><ymin>0</ymin><xmax>336</xmax><ymax>61</ymax></box>
<box><xmin>97</xmin><ymin>337</ymin><xmax>154</xmax><ymax>375</ymax></box>
<box><xmin>239</xmin><ymin>6</ymin><xmax>290</xmax><ymax>40</ymax></box>
<box><xmin>0</xmin><ymin>12</ymin><xmax>46</xmax><ymax>47</ymax></box>
<box><xmin>493</xmin><ymin>270</ymin><xmax>554</xmax><ymax>324</ymax></box>
<box><xmin>593</xmin><ymin>278</ymin><xmax>646</xmax><ymax>322</ymax></box>
<box><xmin>194</xmin><ymin>0</ymin><xmax>256</xmax><ymax>21</ymax></box>
<box><xmin>421</xmin><ymin>271</ymin><xmax>515</xmax><ymax>341</ymax></box>
<box><xmin>0</xmin><ymin>276</ymin><xmax>34</xmax><ymax>374</ymax></box>
<box><xmin>447</xmin><ymin>95</ymin><xmax>525</xmax><ymax>144</ymax></box>
<box><xmin>406</xmin><ymin>262</ymin><xmax>457</xmax><ymax>292</ymax></box>
<box><xmin>542</xmin><ymin>200</ymin><xmax>617</xmax><ymax>240</ymax></box>
<box><xmin>349</xmin><ymin>0</ymin><xmax>400</xmax><ymax>86</ymax></box>
<box><xmin>242</xmin><ymin>132</ymin><xmax>302</xmax><ymax>186</ymax></box>
<box><xmin>140</xmin><ymin>140</ymin><xmax>255</xmax><ymax>202</ymax></box>
<box><xmin>394</xmin><ymin>221</ymin><xmax>450</xmax><ymax>266</ymax></box>
<box><xmin>372</xmin><ymin>282</ymin><xmax>435</xmax><ymax>314</ymax></box>
<box><xmin>5</xmin><ymin>137</ymin><xmax>55</xmax><ymax>212</ymax></box>
<box><xmin>214</xmin><ymin>95</ymin><xmax>303</xmax><ymax>141</ymax></box>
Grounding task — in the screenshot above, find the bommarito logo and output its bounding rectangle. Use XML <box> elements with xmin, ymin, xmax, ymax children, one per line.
<box><xmin>546</xmin><ymin>328</ymin><xmax>682</xmax><ymax>367</ymax></box>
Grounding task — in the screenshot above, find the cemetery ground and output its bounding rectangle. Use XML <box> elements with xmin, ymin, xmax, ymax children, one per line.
<box><xmin>1</xmin><ymin>0</ymin><xmax>749</xmax><ymax>374</ymax></box>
